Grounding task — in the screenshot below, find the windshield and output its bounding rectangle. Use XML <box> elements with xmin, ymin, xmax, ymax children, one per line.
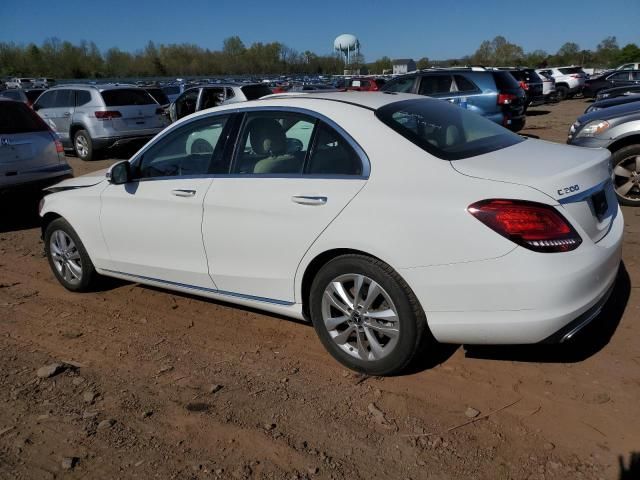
<box><xmin>376</xmin><ymin>99</ymin><xmax>524</xmax><ymax>160</ymax></box>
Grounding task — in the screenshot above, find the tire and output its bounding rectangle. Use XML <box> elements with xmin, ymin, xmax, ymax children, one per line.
<box><xmin>611</xmin><ymin>145</ymin><xmax>640</xmax><ymax>206</ymax></box>
<box><xmin>74</xmin><ymin>129</ymin><xmax>94</xmax><ymax>161</ymax></box>
<box><xmin>556</xmin><ymin>85</ymin><xmax>569</xmax><ymax>101</ymax></box>
<box><xmin>309</xmin><ymin>254</ymin><xmax>429</xmax><ymax>376</ymax></box>
<box><xmin>44</xmin><ymin>218</ymin><xmax>97</xmax><ymax>292</ymax></box>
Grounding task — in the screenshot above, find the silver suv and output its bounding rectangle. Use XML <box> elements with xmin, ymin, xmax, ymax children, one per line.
<box><xmin>33</xmin><ymin>84</ymin><xmax>169</xmax><ymax>161</ymax></box>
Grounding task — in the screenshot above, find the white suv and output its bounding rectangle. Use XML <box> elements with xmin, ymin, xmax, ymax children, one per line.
<box><xmin>536</xmin><ymin>66</ymin><xmax>586</xmax><ymax>100</ymax></box>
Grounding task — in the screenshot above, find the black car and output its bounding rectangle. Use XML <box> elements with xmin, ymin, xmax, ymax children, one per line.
<box><xmin>381</xmin><ymin>68</ymin><xmax>527</xmax><ymax>132</ymax></box>
<box><xmin>499</xmin><ymin>68</ymin><xmax>544</xmax><ymax>109</ymax></box>
<box><xmin>596</xmin><ymin>84</ymin><xmax>640</xmax><ymax>101</ymax></box>
<box><xmin>584</xmin><ymin>94</ymin><xmax>640</xmax><ymax>113</ymax></box>
<box><xmin>582</xmin><ymin>70</ymin><xmax>640</xmax><ymax>98</ymax></box>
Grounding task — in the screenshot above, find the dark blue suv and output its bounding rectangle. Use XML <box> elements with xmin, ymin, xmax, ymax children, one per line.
<box><xmin>382</xmin><ymin>68</ymin><xmax>526</xmax><ymax>132</ymax></box>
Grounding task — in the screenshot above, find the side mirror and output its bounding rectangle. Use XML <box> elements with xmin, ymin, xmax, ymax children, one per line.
<box><xmin>106</xmin><ymin>160</ymin><xmax>132</xmax><ymax>185</ymax></box>
<box><xmin>169</xmin><ymin>103</ymin><xmax>177</xmax><ymax>123</ymax></box>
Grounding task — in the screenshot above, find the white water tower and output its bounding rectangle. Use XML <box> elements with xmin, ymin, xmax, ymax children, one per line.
<box><xmin>334</xmin><ymin>34</ymin><xmax>360</xmax><ymax>65</ymax></box>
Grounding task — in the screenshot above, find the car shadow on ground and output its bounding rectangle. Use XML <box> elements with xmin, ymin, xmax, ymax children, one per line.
<box><xmin>619</xmin><ymin>452</ymin><xmax>640</xmax><ymax>479</ymax></box>
<box><xmin>464</xmin><ymin>262</ymin><xmax>630</xmax><ymax>364</ymax></box>
<box><xmin>0</xmin><ymin>193</ymin><xmax>42</xmax><ymax>233</ymax></box>
<box><xmin>525</xmin><ymin>110</ymin><xmax>551</xmax><ymax>116</ymax></box>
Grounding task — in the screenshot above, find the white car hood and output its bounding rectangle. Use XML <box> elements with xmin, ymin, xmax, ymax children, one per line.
<box><xmin>45</xmin><ymin>168</ymin><xmax>108</xmax><ymax>192</ymax></box>
<box><xmin>451</xmin><ymin>139</ymin><xmax>611</xmax><ymax>203</ymax></box>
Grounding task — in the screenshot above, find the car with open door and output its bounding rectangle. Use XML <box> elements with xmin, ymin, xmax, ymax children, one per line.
<box><xmin>40</xmin><ymin>92</ymin><xmax>623</xmax><ymax>375</ymax></box>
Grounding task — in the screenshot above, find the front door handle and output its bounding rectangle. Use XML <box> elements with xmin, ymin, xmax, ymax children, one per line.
<box><xmin>292</xmin><ymin>195</ymin><xmax>327</xmax><ymax>206</ymax></box>
<box><xmin>172</xmin><ymin>189</ymin><xmax>196</xmax><ymax>197</ymax></box>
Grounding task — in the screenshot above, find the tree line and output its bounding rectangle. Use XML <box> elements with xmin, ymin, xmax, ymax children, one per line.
<box><xmin>0</xmin><ymin>35</ymin><xmax>638</xmax><ymax>79</ymax></box>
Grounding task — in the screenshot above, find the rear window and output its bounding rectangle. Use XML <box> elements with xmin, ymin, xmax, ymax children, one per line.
<box><xmin>100</xmin><ymin>89</ymin><xmax>155</xmax><ymax>106</ymax></box>
<box><xmin>492</xmin><ymin>71</ymin><xmax>521</xmax><ymax>91</ymax></box>
<box><xmin>145</xmin><ymin>88</ymin><xmax>170</xmax><ymax>105</ymax></box>
<box><xmin>376</xmin><ymin>98</ymin><xmax>523</xmax><ymax>161</ymax></box>
<box><xmin>240</xmin><ymin>85</ymin><xmax>272</xmax><ymax>100</ymax></box>
<box><xmin>0</xmin><ymin>90</ymin><xmax>25</xmax><ymax>102</ymax></box>
<box><xmin>559</xmin><ymin>67</ymin><xmax>584</xmax><ymax>75</ymax></box>
<box><xmin>0</xmin><ymin>101</ymin><xmax>49</xmax><ymax>134</ymax></box>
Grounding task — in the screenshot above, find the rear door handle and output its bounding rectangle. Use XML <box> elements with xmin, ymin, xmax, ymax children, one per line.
<box><xmin>292</xmin><ymin>195</ymin><xmax>327</xmax><ymax>206</ymax></box>
<box><xmin>172</xmin><ymin>189</ymin><xmax>196</xmax><ymax>197</ymax></box>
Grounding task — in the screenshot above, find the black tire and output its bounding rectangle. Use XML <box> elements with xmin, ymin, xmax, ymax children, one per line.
<box><xmin>611</xmin><ymin>145</ymin><xmax>640</xmax><ymax>206</ymax></box>
<box><xmin>309</xmin><ymin>254</ymin><xmax>429</xmax><ymax>376</ymax></box>
<box><xmin>556</xmin><ymin>85</ymin><xmax>569</xmax><ymax>101</ymax></box>
<box><xmin>74</xmin><ymin>129</ymin><xmax>94</xmax><ymax>161</ymax></box>
<box><xmin>44</xmin><ymin>218</ymin><xmax>97</xmax><ymax>292</ymax></box>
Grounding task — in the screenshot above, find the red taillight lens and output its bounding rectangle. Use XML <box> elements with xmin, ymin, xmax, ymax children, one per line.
<box><xmin>95</xmin><ymin>110</ymin><xmax>122</xmax><ymax>119</ymax></box>
<box><xmin>497</xmin><ymin>93</ymin><xmax>516</xmax><ymax>105</ymax></box>
<box><xmin>54</xmin><ymin>139</ymin><xmax>64</xmax><ymax>153</ymax></box>
<box><xmin>518</xmin><ymin>81</ymin><xmax>529</xmax><ymax>91</ymax></box>
<box><xmin>468</xmin><ymin>199</ymin><xmax>582</xmax><ymax>253</ymax></box>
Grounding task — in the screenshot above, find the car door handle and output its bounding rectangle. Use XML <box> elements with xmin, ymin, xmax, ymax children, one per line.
<box><xmin>291</xmin><ymin>195</ymin><xmax>327</xmax><ymax>206</ymax></box>
<box><xmin>172</xmin><ymin>189</ymin><xmax>196</xmax><ymax>197</ymax></box>
<box><xmin>63</xmin><ymin>112</ymin><xmax>71</xmax><ymax>117</ymax></box>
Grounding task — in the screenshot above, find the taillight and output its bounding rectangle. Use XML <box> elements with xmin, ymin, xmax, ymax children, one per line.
<box><xmin>518</xmin><ymin>81</ymin><xmax>529</xmax><ymax>91</ymax></box>
<box><xmin>497</xmin><ymin>93</ymin><xmax>517</xmax><ymax>105</ymax></box>
<box><xmin>54</xmin><ymin>139</ymin><xmax>64</xmax><ymax>153</ymax></box>
<box><xmin>468</xmin><ymin>199</ymin><xmax>582</xmax><ymax>253</ymax></box>
<box><xmin>95</xmin><ymin>111</ymin><xmax>122</xmax><ymax>119</ymax></box>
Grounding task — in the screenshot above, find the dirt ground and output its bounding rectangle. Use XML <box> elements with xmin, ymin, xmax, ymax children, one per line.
<box><xmin>1</xmin><ymin>98</ymin><xmax>639</xmax><ymax>480</ymax></box>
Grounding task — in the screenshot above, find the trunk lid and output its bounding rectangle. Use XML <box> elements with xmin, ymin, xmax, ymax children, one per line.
<box><xmin>99</xmin><ymin>88</ymin><xmax>164</xmax><ymax>132</ymax></box>
<box><xmin>451</xmin><ymin>139</ymin><xmax>616</xmax><ymax>243</ymax></box>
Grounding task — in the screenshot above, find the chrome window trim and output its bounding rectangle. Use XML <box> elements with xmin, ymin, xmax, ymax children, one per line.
<box><xmin>128</xmin><ymin>106</ymin><xmax>371</xmax><ymax>181</ymax></box>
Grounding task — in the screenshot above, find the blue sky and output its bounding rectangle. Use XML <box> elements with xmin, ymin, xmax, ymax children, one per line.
<box><xmin>1</xmin><ymin>0</ymin><xmax>638</xmax><ymax>60</ymax></box>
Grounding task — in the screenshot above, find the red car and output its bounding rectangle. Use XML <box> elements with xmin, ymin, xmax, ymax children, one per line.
<box><xmin>345</xmin><ymin>77</ymin><xmax>387</xmax><ymax>91</ymax></box>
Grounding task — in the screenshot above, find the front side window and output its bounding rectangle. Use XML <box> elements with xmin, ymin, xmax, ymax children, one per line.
<box><xmin>175</xmin><ymin>89</ymin><xmax>199</xmax><ymax>120</ymax></box>
<box><xmin>609</xmin><ymin>72</ymin><xmax>630</xmax><ymax>81</ymax></box>
<box><xmin>136</xmin><ymin>115</ymin><xmax>229</xmax><ymax>179</ymax></box>
<box><xmin>34</xmin><ymin>90</ymin><xmax>56</xmax><ymax>109</ymax></box>
<box><xmin>418</xmin><ymin>75</ymin><xmax>453</xmax><ymax>95</ymax></box>
<box><xmin>200</xmin><ymin>88</ymin><xmax>224</xmax><ymax>110</ymax></box>
<box><xmin>383</xmin><ymin>76</ymin><xmax>415</xmax><ymax>93</ymax></box>
<box><xmin>233</xmin><ymin>112</ymin><xmax>316</xmax><ymax>175</ymax></box>
<box><xmin>376</xmin><ymin>98</ymin><xmax>524</xmax><ymax>160</ymax></box>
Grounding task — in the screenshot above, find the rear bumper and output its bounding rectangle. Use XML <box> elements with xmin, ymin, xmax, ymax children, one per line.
<box><xmin>0</xmin><ymin>164</ymin><xmax>73</xmax><ymax>193</ymax></box>
<box><xmin>401</xmin><ymin>208</ymin><xmax>624</xmax><ymax>345</ymax></box>
<box><xmin>92</xmin><ymin>134</ymin><xmax>159</xmax><ymax>150</ymax></box>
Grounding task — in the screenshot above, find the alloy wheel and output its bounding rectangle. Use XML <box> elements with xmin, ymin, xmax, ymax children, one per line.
<box><xmin>49</xmin><ymin>230</ymin><xmax>83</xmax><ymax>285</ymax></box>
<box><xmin>613</xmin><ymin>155</ymin><xmax>640</xmax><ymax>202</ymax></box>
<box><xmin>321</xmin><ymin>274</ymin><xmax>400</xmax><ymax>361</ymax></box>
<box><xmin>75</xmin><ymin>135</ymin><xmax>89</xmax><ymax>158</ymax></box>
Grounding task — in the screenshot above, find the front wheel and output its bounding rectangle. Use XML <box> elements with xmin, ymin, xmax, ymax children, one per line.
<box><xmin>309</xmin><ymin>254</ymin><xmax>428</xmax><ymax>376</ymax></box>
<box><xmin>611</xmin><ymin>145</ymin><xmax>640</xmax><ymax>206</ymax></box>
<box><xmin>44</xmin><ymin>218</ymin><xmax>97</xmax><ymax>291</ymax></box>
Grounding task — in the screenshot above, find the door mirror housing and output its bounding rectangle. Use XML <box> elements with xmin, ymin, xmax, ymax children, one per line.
<box><xmin>106</xmin><ymin>160</ymin><xmax>132</xmax><ymax>185</ymax></box>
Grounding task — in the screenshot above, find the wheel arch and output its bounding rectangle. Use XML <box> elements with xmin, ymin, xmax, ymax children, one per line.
<box><xmin>299</xmin><ymin>248</ymin><xmax>392</xmax><ymax>319</ymax></box>
<box><xmin>40</xmin><ymin>211</ymin><xmax>62</xmax><ymax>239</ymax></box>
<box><xmin>608</xmin><ymin>134</ymin><xmax>640</xmax><ymax>154</ymax></box>
<box><xmin>69</xmin><ymin>123</ymin><xmax>88</xmax><ymax>142</ymax></box>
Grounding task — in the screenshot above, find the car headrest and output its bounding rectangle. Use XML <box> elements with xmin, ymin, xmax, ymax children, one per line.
<box><xmin>247</xmin><ymin>118</ymin><xmax>287</xmax><ymax>156</ymax></box>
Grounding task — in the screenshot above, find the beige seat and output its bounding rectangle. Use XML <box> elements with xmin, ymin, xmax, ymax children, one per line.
<box><xmin>245</xmin><ymin>118</ymin><xmax>301</xmax><ymax>174</ymax></box>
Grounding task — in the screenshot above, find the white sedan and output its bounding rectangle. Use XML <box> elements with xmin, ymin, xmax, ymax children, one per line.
<box><xmin>39</xmin><ymin>92</ymin><xmax>623</xmax><ymax>375</ymax></box>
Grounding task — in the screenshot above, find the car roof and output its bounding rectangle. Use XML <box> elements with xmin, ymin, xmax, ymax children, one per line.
<box><xmin>48</xmin><ymin>83</ymin><xmax>147</xmax><ymax>92</ymax></box>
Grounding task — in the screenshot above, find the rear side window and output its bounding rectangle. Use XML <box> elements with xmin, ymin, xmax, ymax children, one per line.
<box><xmin>145</xmin><ymin>88</ymin><xmax>169</xmax><ymax>105</ymax></box>
<box><xmin>101</xmin><ymin>89</ymin><xmax>155</xmax><ymax>106</ymax></box>
<box><xmin>225</xmin><ymin>88</ymin><xmax>235</xmax><ymax>99</ymax></box>
<box><xmin>559</xmin><ymin>67</ymin><xmax>584</xmax><ymax>75</ymax></box>
<box><xmin>75</xmin><ymin>90</ymin><xmax>92</xmax><ymax>106</ymax></box>
<box><xmin>53</xmin><ymin>90</ymin><xmax>75</xmax><ymax>108</ymax></box>
<box><xmin>0</xmin><ymin>101</ymin><xmax>49</xmax><ymax>134</ymax></box>
<box><xmin>383</xmin><ymin>76</ymin><xmax>416</xmax><ymax>93</ymax></box>
<box><xmin>453</xmin><ymin>75</ymin><xmax>478</xmax><ymax>93</ymax></box>
<box><xmin>492</xmin><ymin>71</ymin><xmax>520</xmax><ymax>91</ymax></box>
<box><xmin>609</xmin><ymin>72</ymin><xmax>630</xmax><ymax>81</ymax></box>
<box><xmin>418</xmin><ymin>75</ymin><xmax>453</xmax><ymax>95</ymax></box>
<box><xmin>376</xmin><ymin>98</ymin><xmax>523</xmax><ymax>161</ymax></box>
<box><xmin>240</xmin><ymin>85</ymin><xmax>272</xmax><ymax>100</ymax></box>
<box><xmin>162</xmin><ymin>86</ymin><xmax>180</xmax><ymax>95</ymax></box>
<box><xmin>306</xmin><ymin>122</ymin><xmax>362</xmax><ymax>176</ymax></box>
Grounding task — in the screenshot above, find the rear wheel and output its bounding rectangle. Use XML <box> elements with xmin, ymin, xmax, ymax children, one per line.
<box><xmin>611</xmin><ymin>145</ymin><xmax>640</xmax><ymax>206</ymax></box>
<box><xmin>74</xmin><ymin>130</ymin><xmax>94</xmax><ymax>161</ymax></box>
<box><xmin>44</xmin><ymin>218</ymin><xmax>97</xmax><ymax>291</ymax></box>
<box><xmin>556</xmin><ymin>85</ymin><xmax>569</xmax><ymax>101</ymax></box>
<box><xmin>309</xmin><ymin>254</ymin><xmax>429</xmax><ymax>376</ymax></box>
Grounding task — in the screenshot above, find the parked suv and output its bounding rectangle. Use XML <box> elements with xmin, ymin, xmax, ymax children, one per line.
<box><xmin>169</xmin><ymin>83</ymin><xmax>272</xmax><ymax>122</ymax></box>
<box><xmin>0</xmin><ymin>99</ymin><xmax>72</xmax><ymax>193</ymax></box>
<box><xmin>536</xmin><ymin>66</ymin><xmax>586</xmax><ymax>100</ymax></box>
<box><xmin>33</xmin><ymin>84</ymin><xmax>168</xmax><ymax>161</ymax></box>
<box><xmin>582</xmin><ymin>70</ymin><xmax>640</xmax><ymax>98</ymax></box>
<box><xmin>4</xmin><ymin>77</ymin><xmax>36</xmax><ymax>89</ymax></box>
<box><xmin>499</xmin><ymin>68</ymin><xmax>544</xmax><ymax>110</ymax></box>
<box><xmin>537</xmin><ymin>70</ymin><xmax>557</xmax><ymax>102</ymax></box>
<box><xmin>381</xmin><ymin>68</ymin><xmax>526</xmax><ymax>131</ymax></box>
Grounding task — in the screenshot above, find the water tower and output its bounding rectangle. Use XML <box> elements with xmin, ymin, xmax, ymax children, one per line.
<box><xmin>334</xmin><ymin>34</ymin><xmax>360</xmax><ymax>65</ymax></box>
